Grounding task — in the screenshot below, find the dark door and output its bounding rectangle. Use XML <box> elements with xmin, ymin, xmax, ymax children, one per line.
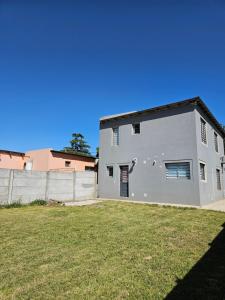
<box><xmin>120</xmin><ymin>165</ymin><xmax>129</xmax><ymax>197</ymax></box>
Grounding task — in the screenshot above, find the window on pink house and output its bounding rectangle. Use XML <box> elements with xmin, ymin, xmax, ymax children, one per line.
<box><xmin>65</xmin><ymin>161</ymin><xmax>71</xmax><ymax>167</ymax></box>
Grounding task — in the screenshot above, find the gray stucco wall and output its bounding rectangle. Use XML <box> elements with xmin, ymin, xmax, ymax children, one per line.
<box><xmin>195</xmin><ymin>107</ymin><xmax>225</xmax><ymax>205</ymax></box>
<box><xmin>0</xmin><ymin>169</ymin><xmax>96</xmax><ymax>204</ymax></box>
<box><xmin>99</xmin><ymin>105</ymin><xmax>201</xmax><ymax>206</ymax></box>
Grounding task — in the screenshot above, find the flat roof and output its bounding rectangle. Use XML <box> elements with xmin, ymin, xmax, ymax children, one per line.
<box><xmin>100</xmin><ymin>96</ymin><xmax>225</xmax><ymax>138</ymax></box>
<box><xmin>0</xmin><ymin>149</ymin><xmax>25</xmax><ymax>156</ymax></box>
<box><xmin>51</xmin><ymin>150</ymin><xmax>96</xmax><ymax>160</ymax></box>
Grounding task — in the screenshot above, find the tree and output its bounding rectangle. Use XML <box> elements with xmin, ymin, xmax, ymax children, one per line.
<box><xmin>63</xmin><ymin>133</ymin><xmax>91</xmax><ymax>155</ymax></box>
<box><xmin>96</xmin><ymin>147</ymin><xmax>99</xmax><ymax>158</ymax></box>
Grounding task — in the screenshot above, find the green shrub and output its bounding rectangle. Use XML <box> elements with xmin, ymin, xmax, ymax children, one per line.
<box><xmin>30</xmin><ymin>199</ymin><xmax>47</xmax><ymax>206</ymax></box>
<box><xmin>0</xmin><ymin>200</ymin><xmax>47</xmax><ymax>209</ymax></box>
<box><xmin>0</xmin><ymin>202</ymin><xmax>23</xmax><ymax>209</ymax></box>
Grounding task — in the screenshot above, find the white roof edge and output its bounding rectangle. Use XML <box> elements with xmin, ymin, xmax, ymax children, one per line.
<box><xmin>100</xmin><ymin>111</ymin><xmax>137</xmax><ymax>121</ymax></box>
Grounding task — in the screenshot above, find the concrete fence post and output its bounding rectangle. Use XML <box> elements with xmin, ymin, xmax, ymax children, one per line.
<box><xmin>45</xmin><ymin>171</ymin><xmax>49</xmax><ymax>201</ymax></box>
<box><xmin>7</xmin><ymin>169</ymin><xmax>14</xmax><ymax>204</ymax></box>
<box><xmin>94</xmin><ymin>172</ymin><xmax>97</xmax><ymax>198</ymax></box>
<box><xmin>73</xmin><ymin>171</ymin><xmax>76</xmax><ymax>201</ymax></box>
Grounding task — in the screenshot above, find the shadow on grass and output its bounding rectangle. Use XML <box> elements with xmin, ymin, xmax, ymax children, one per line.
<box><xmin>165</xmin><ymin>223</ymin><xmax>225</xmax><ymax>300</ymax></box>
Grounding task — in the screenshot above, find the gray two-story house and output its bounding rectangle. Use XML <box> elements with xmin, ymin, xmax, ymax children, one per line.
<box><xmin>99</xmin><ymin>97</ymin><xmax>225</xmax><ymax>207</ymax></box>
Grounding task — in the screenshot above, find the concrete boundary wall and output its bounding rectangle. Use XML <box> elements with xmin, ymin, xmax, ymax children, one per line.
<box><xmin>0</xmin><ymin>169</ymin><xmax>96</xmax><ymax>204</ymax></box>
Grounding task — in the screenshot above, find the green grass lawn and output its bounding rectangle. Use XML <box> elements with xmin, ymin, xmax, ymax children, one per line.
<box><xmin>0</xmin><ymin>201</ymin><xmax>225</xmax><ymax>299</ymax></box>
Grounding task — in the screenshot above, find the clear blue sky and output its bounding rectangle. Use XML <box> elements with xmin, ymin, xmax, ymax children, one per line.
<box><xmin>0</xmin><ymin>0</ymin><xmax>225</xmax><ymax>155</ymax></box>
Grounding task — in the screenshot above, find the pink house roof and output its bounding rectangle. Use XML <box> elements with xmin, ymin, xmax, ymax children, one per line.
<box><xmin>0</xmin><ymin>149</ymin><xmax>25</xmax><ymax>156</ymax></box>
<box><xmin>51</xmin><ymin>150</ymin><xmax>96</xmax><ymax>160</ymax></box>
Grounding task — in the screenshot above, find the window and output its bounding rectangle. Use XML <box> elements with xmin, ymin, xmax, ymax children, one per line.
<box><xmin>132</xmin><ymin>123</ymin><xmax>140</xmax><ymax>134</ymax></box>
<box><xmin>201</xmin><ymin>118</ymin><xmax>207</xmax><ymax>144</ymax></box>
<box><xmin>112</xmin><ymin>127</ymin><xmax>119</xmax><ymax>146</ymax></box>
<box><xmin>165</xmin><ymin>162</ymin><xmax>191</xmax><ymax>179</ymax></box>
<box><xmin>65</xmin><ymin>161</ymin><xmax>71</xmax><ymax>167</ymax></box>
<box><xmin>214</xmin><ymin>132</ymin><xmax>219</xmax><ymax>152</ymax></box>
<box><xmin>200</xmin><ymin>163</ymin><xmax>206</xmax><ymax>181</ymax></box>
<box><xmin>85</xmin><ymin>166</ymin><xmax>95</xmax><ymax>171</ymax></box>
<box><xmin>107</xmin><ymin>166</ymin><xmax>113</xmax><ymax>177</ymax></box>
<box><xmin>216</xmin><ymin>169</ymin><xmax>221</xmax><ymax>190</ymax></box>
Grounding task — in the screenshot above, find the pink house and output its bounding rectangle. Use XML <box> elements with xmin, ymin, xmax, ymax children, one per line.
<box><xmin>0</xmin><ymin>150</ymin><xmax>28</xmax><ymax>170</ymax></box>
<box><xmin>25</xmin><ymin>149</ymin><xmax>96</xmax><ymax>172</ymax></box>
<box><xmin>0</xmin><ymin>148</ymin><xmax>96</xmax><ymax>172</ymax></box>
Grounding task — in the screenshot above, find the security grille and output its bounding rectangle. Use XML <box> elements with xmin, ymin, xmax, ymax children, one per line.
<box><xmin>120</xmin><ymin>165</ymin><xmax>129</xmax><ymax>197</ymax></box>
<box><xmin>200</xmin><ymin>163</ymin><xmax>206</xmax><ymax>181</ymax></box>
<box><xmin>214</xmin><ymin>132</ymin><xmax>219</xmax><ymax>152</ymax></box>
<box><xmin>112</xmin><ymin>127</ymin><xmax>119</xmax><ymax>146</ymax></box>
<box><xmin>165</xmin><ymin>162</ymin><xmax>191</xmax><ymax>179</ymax></box>
<box><xmin>216</xmin><ymin>169</ymin><xmax>221</xmax><ymax>190</ymax></box>
<box><xmin>201</xmin><ymin>118</ymin><xmax>207</xmax><ymax>144</ymax></box>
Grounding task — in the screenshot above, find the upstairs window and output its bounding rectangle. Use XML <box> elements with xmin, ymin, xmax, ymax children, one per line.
<box><xmin>132</xmin><ymin>123</ymin><xmax>140</xmax><ymax>134</ymax></box>
<box><xmin>200</xmin><ymin>163</ymin><xmax>206</xmax><ymax>181</ymax></box>
<box><xmin>201</xmin><ymin>118</ymin><xmax>207</xmax><ymax>144</ymax></box>
<box><xmin>107</xmin><ymin>166</ymin><xmax>113</xmax><ymax>177</ymax></box>
<box><xmin>216</xmin><ymin>169</ymin><xmax>221</xmax><ymax>190</ymax></box>
<box><xmin>112</xmin><ymin>127</ymin><xmax>119</xmax><ymax>146</ymax></box>
<box><xmin>65</xmin><ymin>161</ymin><xmax>71</xmax><ymax>167</ymax></box>
<box><xmin>165</xmin><ymin>162</ymin><xmax>191</xmax><ymax>180</ymax></box>
<box><xmin>214</xmin><ymin>132</ymin><xmax>219</xmax><ymax>152</ymax></box>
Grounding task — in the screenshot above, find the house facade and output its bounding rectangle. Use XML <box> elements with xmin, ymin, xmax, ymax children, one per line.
<box><xmin>25</xmin><ymin>149</ymin><xmax>96</xmax><ymax>172</ymax></box>
<box><xmin>0</xmin><ymin>150</ymin><xmax>28</xmax><ymax>170</ymax></box>
<box><xmin>99</xmin><ymin>97</ymin><xmax>225</xmax><ymax>207</ymax></box>
<box><xmin>0</xmin><ymin>148</ymin><xmax>96</xmax><ymax>172</ymax></box>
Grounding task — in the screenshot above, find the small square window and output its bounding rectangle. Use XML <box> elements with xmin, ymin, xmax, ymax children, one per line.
<box><xmin>107</xmin><ymin>166</ymin><xmax>113</xmax><ymax>177</ymax></box>
<box><xmin>200</xmin><ymin>163</ymin><xmax>206</xmax><ymax>181</ymax></box>
<box><xmin>65</xmin><ymin>161</ymin><xmax>71</xmax><ymax>167</ymax></box>
<box><xmin>132</xmin><ymin>123</ymin><xmax>140</xmax><ymax>134</ymax></box>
